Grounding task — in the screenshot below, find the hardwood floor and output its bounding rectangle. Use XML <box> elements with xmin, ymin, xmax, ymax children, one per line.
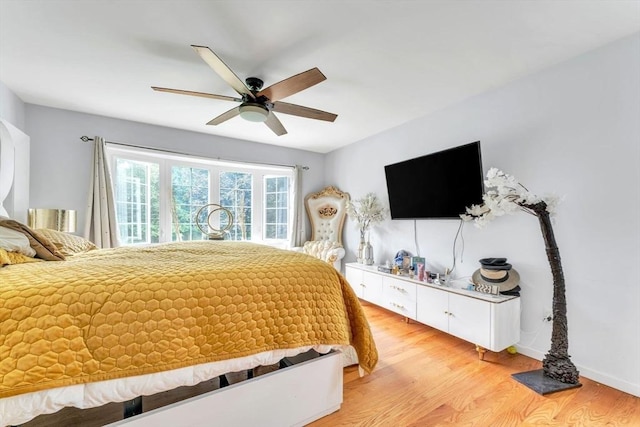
<box><xmin>309</xmin><ymin>302</ymin><xmax>640</xmax><ymax>427</ymax></box>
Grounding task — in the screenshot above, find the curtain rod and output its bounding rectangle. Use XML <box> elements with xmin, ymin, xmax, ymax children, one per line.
<box><xmin>79</xmin><ymin>136</ymin><xmax>309</xmax><ymax>170</ymax></box>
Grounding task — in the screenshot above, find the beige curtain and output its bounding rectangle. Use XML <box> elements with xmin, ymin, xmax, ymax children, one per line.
<box><xmin>84</xmin><ymin>136</ymin><xmax>119</xmax><ymax>248</ymax></box>
<box><xmin>289</xmin><ymin>165</ymin><xmax>305</xmax><ymax>248</ymax></box>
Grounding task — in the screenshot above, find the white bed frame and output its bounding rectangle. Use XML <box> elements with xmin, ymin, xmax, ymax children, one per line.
<box><xmin>106</xmin><ymin>351</ymin><xmax>343</xmax><ymax>427</ymax></box>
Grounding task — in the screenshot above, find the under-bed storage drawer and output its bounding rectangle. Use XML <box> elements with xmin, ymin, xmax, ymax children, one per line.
<box><xmin>106</xmin><ymin>351</ymin><xmax>343</xmax><ymax>427</ymax></box>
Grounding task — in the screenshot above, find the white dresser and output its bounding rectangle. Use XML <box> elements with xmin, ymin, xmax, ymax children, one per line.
<box><xmin>345</xmin><ymin>263</ymin><xmax>520</xmax><ymax>358</ymax></box>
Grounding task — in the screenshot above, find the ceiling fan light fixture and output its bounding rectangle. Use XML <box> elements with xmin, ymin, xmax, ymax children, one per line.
<box><xmin>239</xmin><ymin>103</ymin><xmax>269</xmax><ymax>122</ymax></box>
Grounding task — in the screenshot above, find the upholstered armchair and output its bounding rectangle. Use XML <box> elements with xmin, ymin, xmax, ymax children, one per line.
<box><xmin>300</xmin><ymin>186</ymin><xmax>350</xmax><ymax>271</ymax></box>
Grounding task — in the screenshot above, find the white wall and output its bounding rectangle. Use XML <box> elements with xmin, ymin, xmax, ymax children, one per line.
<box><xmin>0</xmin><ymin>80</ymin><xmax>25</xmax><ymax>132</ymax></box>
<box><xmin>325</xmin><ymin>33</ymin><xmax>640</xmax><ymax>396</ymax></box>
<box><xmin>24</xmin><ymin>105</ymin><xmax>325</xmax><ymax>237</ymax></box>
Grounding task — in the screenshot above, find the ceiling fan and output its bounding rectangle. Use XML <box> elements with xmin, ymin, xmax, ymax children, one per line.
<box><xmin>152</xmin><ymin>45</ymin><xmax>337</xmax><ymax>136</ymax></box>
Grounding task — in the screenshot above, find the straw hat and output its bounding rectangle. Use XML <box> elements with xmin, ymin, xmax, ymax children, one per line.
<box><xmin>472</xmin><ymin>258</ymin><xmax>520</xmax><ymax>293</ymax></box>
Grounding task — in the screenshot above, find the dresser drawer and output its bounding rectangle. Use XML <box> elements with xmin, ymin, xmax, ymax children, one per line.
<box><xmin>382</xmin><ymin>277</ymin><xmax>417</xmax><ymax>318</ymax></box>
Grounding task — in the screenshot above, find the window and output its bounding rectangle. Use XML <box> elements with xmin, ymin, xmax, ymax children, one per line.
<box><xmin>171</xmin><ymin>166</ymin><xmax>210</xmax><ymax>241</ymax></box>
<box><xmin>114</xmin><ymin>158</ymin><xmax>159</xmax><ymax>245</ymax></box>
<box><xmin>220</xmin><ymin>171</ymin><xmax>252</xmax><ymax>240</ymax></box>
<box><xmin>108</xmin><ymin>146</ymin><xmax>294</xmax><ymax>247</ymax></box>
<box><xmin>264</xmin><ymin>176</ymin><xmax>289</xmax><ymax>240</ymax></box>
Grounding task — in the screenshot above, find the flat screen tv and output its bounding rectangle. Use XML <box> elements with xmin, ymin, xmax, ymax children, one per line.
<box><xmin>384</xmin><ymin>141</ymin><xmax>484</xmax><ymax>219</ymax></box>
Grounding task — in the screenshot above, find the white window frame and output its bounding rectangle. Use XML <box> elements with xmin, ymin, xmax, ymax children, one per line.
<box><xmin>111</xmin><ymin>152</ymin><xmax>161</xmax><ymax>244</ymax></box>
<box><xmin>263</xmin><ymin>175</ymin><xmax>291</xmax><ymax>243</ymax></box>
<box><xmin>106</xmin><ymin>145</ymin><xmax>294</xmax><ymax>247</ymax></box>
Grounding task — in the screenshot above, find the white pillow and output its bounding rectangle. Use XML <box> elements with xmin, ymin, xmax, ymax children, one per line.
<box><xmin>0</xmin><ymin>225</ymin><xmax>37</xmax><ymax>257</ymax></box>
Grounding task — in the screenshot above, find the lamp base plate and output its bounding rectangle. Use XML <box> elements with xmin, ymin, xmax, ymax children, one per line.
<box><xmin>512</xmin><ymin>369</ymin><xmax>582</xmax><ymax>395</ymax></box>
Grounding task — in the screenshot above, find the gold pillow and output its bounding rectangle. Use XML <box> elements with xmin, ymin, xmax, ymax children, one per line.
<box><xmin>0</xmin><ymin>219</ymin><xmax>65</xmax><ymax>261</ymax></box>
<box><xmin>0</xmin><ymin>248</ymin><xmax>43</xmax><ymax>267</ymax></box>
<box><xmin>35</xmin><ymin>229</ymin><xmax>98</xmax><ymax>256</ymax></box>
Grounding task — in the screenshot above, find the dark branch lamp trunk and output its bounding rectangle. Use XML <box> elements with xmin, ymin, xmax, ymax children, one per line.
<box><xmin>512</xmin><ymin>203</ymin><xmax>581</xmax><ymax>395</ymax></box>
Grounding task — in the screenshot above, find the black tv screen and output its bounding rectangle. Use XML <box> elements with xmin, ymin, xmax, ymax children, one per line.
<box><xmin>384</xmin><ymin>141</ymin><xmax>484</xmax><ymax>219</ymax></box>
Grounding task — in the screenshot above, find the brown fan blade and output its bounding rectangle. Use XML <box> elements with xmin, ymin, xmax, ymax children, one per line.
<box><xmin>272</xmin><ymin>101</ymin><xmax>337</xmax><ymax>122</ymax></box>
<box><xmin>207</xmin><ymin>106</ymin><xmax>240</xmax><ymax>126</ymax></box>
<box><xmin>191</xmin><ymin>45</ymin><xmax>255</xmax><ymax>100</ymax></box>
<box><xmin>257</xmin><ymin>67</ymin><xmax>326</xmax><ymax>102</ymax></box>
<box><xmin>264</xmin><ymin>112</ymin><xmax>287</xmax><ymax>136</ymax></box>
<box><xmin>151</xmin><ymin>87</ymin><xmax>242</xmax><ymax>103</ymax></box>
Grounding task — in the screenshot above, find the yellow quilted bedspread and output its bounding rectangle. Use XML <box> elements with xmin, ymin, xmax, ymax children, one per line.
<box><xmin>0</xmin><ymin>241</ymin><xmax>377</xmax><ymax>398</ymax></box>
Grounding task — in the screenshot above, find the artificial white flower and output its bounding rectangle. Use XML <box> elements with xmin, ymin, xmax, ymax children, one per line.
<box><xmin>465</xmin><ymin>204</ymin><xmax>490</xmax><ymax>217</ymax></box>
<box><xmin>485</xmin><ymin>167</ymin><xmax>500</xmax><ymax>180</ymax></box>
<box><xmin>461</xmin><ymin>169</ymin><xmax>561</xmax><ymax>227</ymax></box>
<box><xmin>519</xmin><ymin>191</ymin><xmax>542</xmax><ymax>205</ymax></box>
<box><xmin>543</xmin><ymin>194</ymin><xmax>561</xmax><ymax>215</ymax></box>
<box><xmin>346</xmin><ymin>192</ymin><xmax>387</xmax><ymax>237</ymax></box>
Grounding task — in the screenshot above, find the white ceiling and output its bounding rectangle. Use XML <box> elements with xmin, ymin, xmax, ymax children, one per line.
<box><xmin>1</xmin><ymin>1</ymin><xmax>639</xmax><ymax>153</ymax></box>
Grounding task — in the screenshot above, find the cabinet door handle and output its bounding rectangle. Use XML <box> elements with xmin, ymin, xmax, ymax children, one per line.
<box><xmin>390</xmin><ymin>285</ymin><xmax>405</xmax><ymax>292</ymax></box>
<box><xmin>360</xmin><ymin>283</ymin><xmax>366</xmax><ymax>287</ymax></box>
<box><xmin>390</xmin><ymin>302</ymin><xmax>405</xmax><ymax>310</ymax></box>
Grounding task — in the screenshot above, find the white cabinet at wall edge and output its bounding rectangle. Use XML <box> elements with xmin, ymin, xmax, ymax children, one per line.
<box><xmin>345</xmin><ymin>263</ymin><xmax>520</xmax><ymax>353</ymax></box>
<box><xmin>344</xmin><ymin>266</ymin><xmax>384</xmax><ymax>306</ymax></box>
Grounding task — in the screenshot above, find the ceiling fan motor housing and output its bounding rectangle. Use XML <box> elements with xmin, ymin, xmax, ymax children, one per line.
<box><xmin>245</xmin><ymin>77</ymin><xmax>264</xmax><ymax>92</ymax></box>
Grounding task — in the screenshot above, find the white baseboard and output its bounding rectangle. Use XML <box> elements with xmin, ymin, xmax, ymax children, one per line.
<box><xmin>516</xmin><ymin>346</ymin><xmax>640</xmax><ymax>398</ymax></box>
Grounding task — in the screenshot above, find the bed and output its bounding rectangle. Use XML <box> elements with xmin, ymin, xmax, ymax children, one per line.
<box><xmin>0</xmin><ymin>223</ymin><xmax>378</xmax><ymax>426</ymax></box>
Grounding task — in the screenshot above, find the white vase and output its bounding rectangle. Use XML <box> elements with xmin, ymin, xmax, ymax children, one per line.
<box><xmin>357</xmin><ymin>232</ymin><xmax>366</xmax><ymax>264</ymax></box>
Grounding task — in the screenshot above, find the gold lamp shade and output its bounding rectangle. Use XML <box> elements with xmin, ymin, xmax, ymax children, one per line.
<box><xmin>28</xmin><ymin>208</ymin><xmax>77</xmax><ymax>232</ymax></box>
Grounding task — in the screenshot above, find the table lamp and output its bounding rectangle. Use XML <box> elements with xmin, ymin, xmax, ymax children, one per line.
<box><xmin>28</xmin><ymin>208</ymin><xmax>77</xmax><ymax>232</ymax></box>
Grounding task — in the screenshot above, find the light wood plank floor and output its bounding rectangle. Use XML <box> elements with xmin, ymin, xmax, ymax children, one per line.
<box><xmin>309</xmin><ymin>302</ymin><xmax>640</xmax><ymax>427</ymax></box>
